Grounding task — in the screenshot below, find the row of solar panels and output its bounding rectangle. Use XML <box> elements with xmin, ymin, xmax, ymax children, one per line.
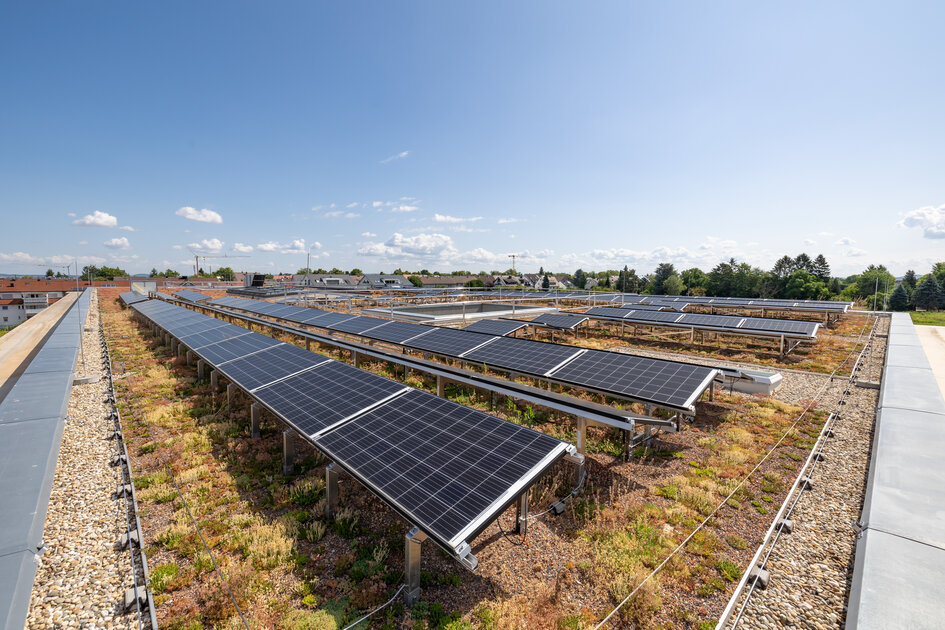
<box><xmin>582</xmin><ymin>306</ymin><xmax>821</xmax><ymax>339</ymax></box>
<box><xmin>119</xmin><ymin>291</ymin><xmax>149</xmax><ymax>305</ymax></box>
<box><xmin>201</xmin><ymin>296</ymin><xmax>719</xmax><ymax>411</ymax></box>
<box><xmin>630</xmin><ymin>294</ymin><xmax>851</xmax><ymax>312</ymax></box>
<box><xmin>0</xmin><ymin>291</ymin><xmax>91</xmax><ymax>628</ymax></box>
<box><xmin>132</xmin><ymin>299</ymin><xmax>571</xmax><ymax>560</ymax></box>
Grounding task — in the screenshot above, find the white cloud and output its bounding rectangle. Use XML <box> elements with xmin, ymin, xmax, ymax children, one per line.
<box><xmin>846</xmin><ymin>247</ymin><xmax>867</xmax><ymax>257</ymax></box>
<box><xmin>0</xmin><ymin>251</ymin><xmax>43</xmax><ymax>263</ymax></box>
<box><xmin>311</xmin><ymin>205</ymin><xmax>324</xmax><ymax>212</ymax></box>
<box><xmin>233</xmin><ymin>242</ymin><xmax>254</xmax><ymax>253</ymax></box>
<box><xmin>372</xmin><ymin>201</ymin><xmax>384</xmax><ymax>208</ymax></box>
<box><xmin>835</xmin><ymin>237</ymin><xmax>856</xmax><ymax>246</ymax></box>
<box><xmin>346</xmin><ymin>202</ymin><xmax>360</xmax><ymax>209</ymax></box>
<box><xmin>325</xmin><ymin>210</ymin><xmax>343</xmax><ymax>218</ymax></box>
<box><xmin>361</xmin><ymin>232</ymin><xmax>377</xmax><ymax>238</ymax></box>
<box><xmin>391</xmin><ymin>205</ymin><xmax>419</xmax><ymax>213</ymax></box>
<box><xmin>433</xmin><ymin>213</ymin><xmax>483</xmax><ymax>223</ymax></box>
<box><xmin>72</xmin><ymin>211</ymin><xmax>118</xmax><ymax>227</ymax></box>
<box><xmin>345</xmin><ymin>212</ymin><xmax>360</xmax><ymax>219</ymax></box>
<box><xmin>67</xmin><ymin>212</ymin><xmax>76</xmax><ymax>217</ymax></box>
<box><xmin>171</xmin><ymin>244</ymin><xmax>183</xmax><ymax>250</ymax></box>
<box><xmin>104</xmin><ymin>237</ymin><xmax>131</xmax><ymax>250</ymax></box>
<box><xmin>78</xmin><ymin>240</ymin><xmax>88</xmax><ymax>246</ymax></box>
<box><xmin>380</xmin><ymin>150</ymin><xmax>409</xmax><ymax>164</ymax></box>
<box><xmin>188</xmin><ymin>238</ymin><xmax>225</xmax><ymax>254</ymax></box>
<box><xmin>256</xmin><ymin>238</ymin><xmax>307</xmax><ymax>254</ymax></box>
<box><xmin>899</xmin><ymin>203</ymin><xmax>945</xmax><ymax>239</ymax></box>
<box><xmin>358</xmin><ymin>232</ymin><xmax>456</xmax><ymax>259</ymax></box>
<box><xmin>804</xmin><ymin>239</ymin><xmax>817</xmax><ymax>246</ymax></box>
<box><xmin>118</xmin><ymin>225</ymin><xmax>136</xmax><ymax>231</ymax></box>
<box><xmin>176</xmin><ymin>206</ymin><xmax>223</xmax><ymax>224</ymax></box>
<box><xmin>818</xmin><ymin>231</ymin><xmax>834</xmax><ymax>237</ymax></box>
<box><xmin>108</xmin><ymin>254</ymin><xmax>139</xmax><ymax>264</ymax></box>
<box><xmin>497</xmin><ymin>217</ymin><xmax>521</xmax><ymax>224</ymax></box>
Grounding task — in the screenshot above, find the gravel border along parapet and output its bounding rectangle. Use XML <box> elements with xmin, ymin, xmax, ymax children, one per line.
<box><xmin>27</xmin><ymin>290</ymin><xmax>136</xmax><ymax>630</ymax></box>
<box><xmin>722</xmin><ymin>320</ymin><xmax>885</xmax><ymax>629</ymax></box>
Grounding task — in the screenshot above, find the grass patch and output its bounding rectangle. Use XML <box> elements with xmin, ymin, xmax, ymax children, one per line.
<box><xmin>910</xmin><ymin>311</ymin><xmax>945</xmax><ymax>326</ymax></box>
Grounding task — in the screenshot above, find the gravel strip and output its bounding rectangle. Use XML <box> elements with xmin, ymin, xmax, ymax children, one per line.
<box><xmin>27</xmin><ymin>290</ymin><xmax>136</xmax><ymax>630</ymax></box>
<box><xmin>723</xmin><ymin>325</ymin><xmax>885</xmax><ymax>629</ymax></box>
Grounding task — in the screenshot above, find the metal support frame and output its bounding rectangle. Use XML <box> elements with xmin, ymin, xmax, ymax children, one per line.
<box><xmin>437</xmin><ymin>374</ymin><xmax>446</xmax><ymax>397</ymax></box>
<box><xmin>210</xmin><ymin>369</ymin><xmax>218</xmax><ymax>392</ymax></box>
<box><xmin>186</xmin><ymin>349</ymin><xmax>193</xmax><ymax>366</ymax></box>
<box><xmin>196</xmin><ymin>358</ymin><xmax>206</xmax><ymax>381</ymax></box>
<box><xmin>227</xmin><ymin>383</ymin><xmax>236</xmax><ymax>414</ymax></box>
<box><xmin>404</xmin><ymin>526</ymin><xmax>428</xmax><ymax>605</ymax></box>
<box><xmin>283</xmin><ymin>429</ymin><xmax>296</xmax><ymax>476</ymax></box>
<box><xmin>513</xmin><ymin>490</ymin><xmax>529</xmax><ymax>535</ymax></box>
<box><xmin>251</xmin><ymin>402</ymin><xmax>261</xmax><ymax>438</ymax></box>
<box><xmin>325</xmin><ymin>462</ymin><xmax>339</xmax><ymax>519</ymax></box>
<box><xmin>177</xmin><ymin>343</ymin><xmax>184</xmax><ymax>360</ymax></box>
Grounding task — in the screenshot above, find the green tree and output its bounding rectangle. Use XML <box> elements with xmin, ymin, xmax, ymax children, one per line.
<box><xmin>45</xmin><ymin>268</ymin><xmax>54</xmax><ymax>277</ymax></box>
<box><xmin>933</xmin><ymin>262</ymin><xmax>945</xmax><ymax>287</ymax></box>
<box><xmin>349</xmin><ymin>268</ymin><xmax>362</xmax><ymax>276</ymax></box>
<box><xmin>903</xmin><ymin>269</ymin><xmax>918</xmax><ymax>289</ymax></box>
<box><xmin>149</xmin><ymin>267</ymin><xmax>158</xmax><ymax>277</ymax></box>
<box><xmin>784</xmin><ymin>269</ymin><xmax>827</xmax><ymax>299</ymax></box>
<box><xmin>465</xmin><ymin>278</ymin><xmax>485</xmax><ymax>287</ymax></box>
<box><xmin>812</xmin><ymin>254</ymin><xmax>831</xmax><ymax>282</ymax></box>
<box><xmin>216</xmin><ymin>266</ymin><xmax>235</xmax><ymax>281</ymax></box>
<box><xmin>680</xmin><ymin>267</ymin><xmax>708</xmax><ymax>294</ymax></box>
<box><xmin>829</xmin><ymin>277</ymin><xmax>842</xmax><ymax>295</ymax></box>
<box><xmin>914</xmin><ymin>275</ymin><xmax>944</xmax><ymax>311</ymax></box>
<box><xmin>542</xmin><ymin>274</ymin><xmax>550</xmax><ymax>289</ymax></box>
<box><xmin>648</xmin><ymin>263</ymin><xmax>677</xmax><ymax>295</ymax></box>
<box><xmin>573</xmin><ymin>269</ymin><xmax>587</xmax><ymax>289</ymax></box>
<box><xmin>793</xmin><ymin>253</ymin><xmax>813</xmax><ymax>272</ymax></box>
<box><xmin>856</xmin><ymin>265</ymin><xmax>896</xmax><ymax>306</ymax></box>
<box><xmin>663</xmin><ymin>274</ymin><xmax>685</xmax><ymax>296</ymax></box>
<box><xmin>771</xmin><ymin>255</ymin><xmax>795</xmax><ymax>280</ymax></box>
<box><xmin>407</xmin><ymin>275</ymin><xmax>422</xmax><ymax>287</ymax></box>
<box><xmin>888</xmin><ymin>284</ymin><xmax>911</xmax><ymax>311</ymax></box>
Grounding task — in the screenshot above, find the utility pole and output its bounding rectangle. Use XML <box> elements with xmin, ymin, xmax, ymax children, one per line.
<box><xmin>508</xmin><ymin>254</ymin><xmax>517</xmax><ymax>274</ymax></box>
<box><xmin>873</xmin><ymin>277</ymin><xmax>879</xmax><ymax>312</ymax></box>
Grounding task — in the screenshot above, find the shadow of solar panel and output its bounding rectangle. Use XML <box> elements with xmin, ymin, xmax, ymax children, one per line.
<box><xmin>216</xmin><ymin>343</ymin><xmax>319</xmax><ymax>391</ymax></box>
<box><xmin>463</xmin><ymin>336</ymin><xmax>582</xmax><ymax>375</ymax></box>
<box><xmin>404</xmin><ymin>327</ymin><xmax>496</xmax><ymax>356</ymax></box>
<box><xmin>254</xmin><ymin>361</ymin><xmax>408</xmax><ymax>437</ymax></box>
<box><xmin>549</xmin><ymin>350</ymin><xmax>716</xmax><ymax>409</ymax></box>
<box><xmin>464</xmin><ymin>319</ymin><xmax>529</xmax><ymax>337</ymax></box>
<box><xmin>326</xmin><ymin>316</ymin><xmax>389</xmax><ymax>335</ymax></box>
<box><xmin>362</xmin><ymin>321</ymin><xmax>431</xmax><ymax>344</ymax></box>
<box><xmin>180</xmin><ymin>325</ymin><xmax>250</xmax><ymax>349</ymax></box>
<box><xmin>314</xmin><ymin>389</ymin><xmax>566</xmax><ymax>547</ymax></box>
<box><xmin>196</xmin><ymin>332</ymin><xmax>281</xmax><ymax>365</ymax></box>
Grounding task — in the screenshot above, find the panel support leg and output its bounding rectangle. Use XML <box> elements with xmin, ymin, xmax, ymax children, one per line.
<box><xmin>575</xmin><ymin>416</ymin><xmax>587</xmax><ymax>484</ymax></box>
<box><xmin>305</xmin><ymin>338</ymin><xmax>311</xmax><ymax>352</ymax></box>
<box><xmin>352</xmin><ymin>350</ymin><xmax>360</xmax><ymax>367</ymax></box>
<box><xmin>325</xmin><ymin>462</ymin><xmax>339</xmax><ymax>519</ymax></box>
<box><xmin>436</xmin><ymin>375</ymin><xmax>446</xmax><ymax>398</ymax></box>
<box><xmin>779</xmin><ymin>335</ymin><xmax>785</xmax><ymax>357</ymax></box>
<box><xmin>709</xmin><ymin>381</ymin><xmax>715</xmax><ymax>401</ymax></box>
<box><xmin>196</xmin><ymin>359</ymin><xmax>206</xmax><ymax>381</ymax></box>
<box><xmin>186</xmin><ymin>350</ymin><xmax>193</xmax><ymax>366</ymax></box>
<box><xmin>177</xmin><ymin>343</ymin><xmax>184</xmax><ymax>360</ymax></box>
<box><xmin>227</xmin><ymin>383</ymin><xmax>236</xmax><ymax>415</ymax></box>
<box><xmin>514</xmin><ymin>491</ymin><xmax>529</xmax><ymax>535</ymax></box>
<box><xmin>283</xmin><ymin>429</ymin><xmax>296</xmax><ymax>476</ymax></box>
<box><xmin>210</xmin><ymin>369</ymin><xmax>218</xmax><ymax>392</ymax></box>
<box><xmin>251</xmin><ymin>402</ymin><xmax>261</xmax><ymax>438</ymax></box>
<box><xmin>404</xmin><ymin>527</ymin><xmax>427</xmax><ymax>605</ymax></box>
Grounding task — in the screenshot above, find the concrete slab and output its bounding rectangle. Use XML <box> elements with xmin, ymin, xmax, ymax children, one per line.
<box><xmin>0</xmin><ymin>550</ymin><xmax>39</xmax><ymax>630</ymax></box>
<box><xmin>861</xmin><ymin>407</ymin><xmax>945</xmax><ymax>549</ymax></box>
<box><xmin>916</xmin><ymin>324</ymin><xmax>945</xmax><ymax>401</ymax></box>
<box><xmin>885</xmin><ymin>343</ymin><xmax>932</xmax><ymax>369</ymax></box>
<box><xmin>0</xmin><ymin>372</ymin><xmax>74</xmax><ymax>425</ymax></box>
<box><xmin>846</xmin><ymin>529</ymin><xmax>945</xmax><ymax>629</ymax></box>
<box><xmin>880</xmin><ymin>366</ymin><xmax>945</xmax><ymax>414</ymax></box>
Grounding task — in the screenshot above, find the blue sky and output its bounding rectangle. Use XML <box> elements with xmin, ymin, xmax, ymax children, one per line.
<box><xmin>2</xmin><ymin>1</ymin><xmax>944</xmax><ymax>278</ymax></box>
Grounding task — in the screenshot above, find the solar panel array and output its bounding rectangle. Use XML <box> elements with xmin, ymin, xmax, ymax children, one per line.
<box><xmin>132</xmin><ymin>299</ymin><xmax>569</xmax><ymax>554</ymax></box>
<box><xmin>581</xmin><ymin>306</ymin><xmax>820</xmax><ymax>339</ymax></box>
<box><xmin>119</xmin><ymin>291</ymin><xmax>149</xmax><ymax>305</ymax></box>
<box><xmin>197</xmin><ymin>296</ymin><xmax>718</xmax><ymax>410</ymax></box>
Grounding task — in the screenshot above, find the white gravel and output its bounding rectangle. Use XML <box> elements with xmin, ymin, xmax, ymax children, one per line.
<box><xmin>27</xmin><ymin>290</ymin><xmax>136</xmax><ymax>630</ymax></box>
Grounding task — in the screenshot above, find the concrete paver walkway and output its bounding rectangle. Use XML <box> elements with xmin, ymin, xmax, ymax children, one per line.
<box><xmin>916</xmin><ymin>323</ymin><xmax>945</xmax><ymax>400</ymax></box>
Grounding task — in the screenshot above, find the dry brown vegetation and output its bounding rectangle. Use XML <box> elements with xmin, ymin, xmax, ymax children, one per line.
<box><xmin>101</xmin><ymin>290</ymin><xmax>839</xmax><ymax>629</ymax></box>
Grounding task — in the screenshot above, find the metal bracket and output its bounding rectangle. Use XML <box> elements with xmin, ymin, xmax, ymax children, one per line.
<box><xmin>113</xmin><ymin>484</ymin><xmax>132</xmax><ymax>500</ymax></box>
<box><xmin>121</xmin><ymin>586</ymin><xmax>149</xmax><ymax>612</ymax></box>
<box><xmin>749</xmin><ymin>566</ymin><xmax>771</xmax><ymax>589</ymax></box>
<box><xmin>455</xmin><ymin>542</ymin><xmax>478</xmax><ymax>571</ymax></box>
<box><xmin>118</xmin><ymin>529</ymin><xmax>140</xmax><ymax>549</ymax></box>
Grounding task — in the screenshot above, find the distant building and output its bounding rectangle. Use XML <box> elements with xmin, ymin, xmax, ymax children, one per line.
<box><xmin>293</xmin><ymin>273</ymin><xmax>361</xmax><ymax>288</ymax></box>
<box><xmin>0</xmin><ymin>298</ymin><xmax>26</xmax><ymax>328</ymax></box>
<box><xmin>358</xmin><ymin>274</ymin><xmax>413</xmax><ymax>289</ymax></box>
<box><xmin>418</xmin><ymin>275</ymin><xmax>485</xmax><ymax>288</ymax></box>
<box><xmin>492</xmin><ymin>275</ymin><xmax>528</xmax><ymax>287</ymax></box>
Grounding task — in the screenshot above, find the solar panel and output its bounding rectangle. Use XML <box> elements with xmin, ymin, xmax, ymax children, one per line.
<box><xmin>179</xmin><ymin>325</ymin><xmax>251</xmax><ymax>349</ymax></box>
<box><xmin>254</xmin><ymin>361</ymin><xmax>409</xmax><ymax>437</ymax></box>
<box><xmin>314</xmin><ymin>389</ymin><xmax>567</xmax><ymax>548</ymax></box>
<box><xmin>173</xmin><ymin>290</ymin><xmax>211</xmax><ymax>303</ymax></box>
<box><xmin>738</xmin><ymin>317</ymin><xmax>819</xmax><ymax>337</ymax></box>
<box><xmin>463</xmin><ymin>336</ymin><xmax>583</xmax><ymax>375</ymax></box>
<box><xmin>119</xmin><ymin>292</ymin><xmax>148</xmax><ymax>305</ymax></box>
<box><xmin>215</xmin><ymin>343</ymin><xmax>320</xmax><ymax>391</ymax></box>
<box><xmin>621</xmin><ymin>311</ymin><xmax>685</xmax><ymax>324</ymax></box>
<box><xmin>616</xmin><ymin>303</ymin><xmax>665</xmax><ymax>311</ymax></box>
<box><xmin>529</xmin><ymin>314</ymin><xmax>589</xmax><ymax>330</ymax></box>
<box><xmin>174</xmin><ymin>319</ymin><xmax>231</xmax><ymax>338</ymax></box>
<box><xmin>676</xmin><ymin>314</ymin><xmax>739</xmax><ymax>328</ymax></box>
<box><xmin>326</xmin><ymin>316</ymin><xmax>390</xmax><ymax>335</ymax></box>
<box><xmin>195</xmin><ymin>332</ymin><xmax>282</xmax><ymax>365</ymax></box>
<box><xmin>405</xmin><ymin>327</ymin><xmax>497</xmax><ymax>356</ymax></box>
<box><xmin>362</xmin><ymin>321</ymin><xmax>433</xmax><ymax>344</ymax></box>
<box><xmin>299</xmin><ymin>312</ymin><xmax>358</xmax><ymax>328</ymax></box>
<box><xmin>463</xmin><ymin>319</ymin><xmax>530</xmax><ymax>337</ymax></box>
<box><xmin>583</xmin><ymin>307</ymin><xmax>629</xmax><ymax>320</ymax></box>
<box><xmin>549</xmin><ymin>350</ymin><xmax>717</xmax><ymax>409</ymax></box>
